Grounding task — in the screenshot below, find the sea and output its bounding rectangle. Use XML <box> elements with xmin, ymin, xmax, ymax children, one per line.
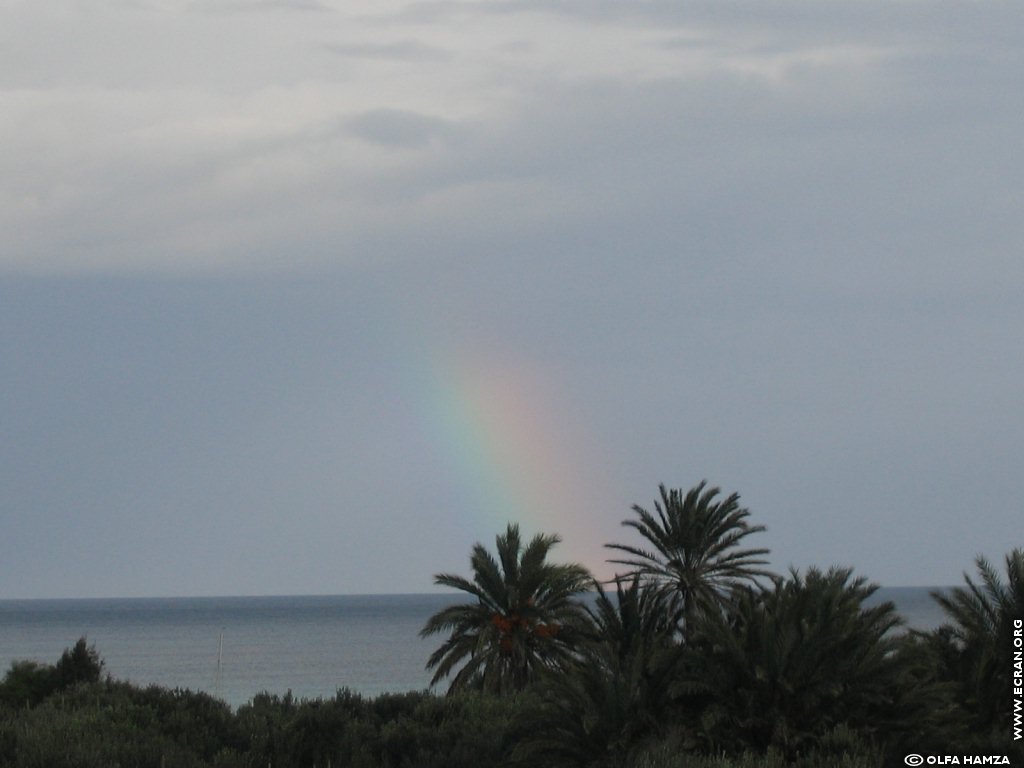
<box><xmin>0</xmin><ymin>588</ymin><xmax>951</xmax><ymax>709</ymax></box>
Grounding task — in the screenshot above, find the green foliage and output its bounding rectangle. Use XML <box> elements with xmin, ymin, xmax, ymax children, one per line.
<box><xmin>1</xmin><ymin>515</ymin><xmax>1019</xmax><ymax>768</ymax></box>
<box><xmin>0</xmin><ymin>679</ymin><xmax>248</xmax><ymax>768</ymax></box>
<box><xmin>606</xmin><ymin>482</ymin><xmax>771</xmax><ymax>639</ymax></box>
<box><xmin>373</xmin><ymin>691</ymin><xmax>524</xmax><ymax>768</ymax></box>
<box><xmin>0</xmin><ymin>636</ymin><xmax>104</xmax><ymax>710</ymax></box>
<box><xmin>923</xmin><ymin>549</ymin><xmax>1024</xmax><ymax>759</ymax></box>
<box><xmin>421</xmin><ymin>523</ymin><xmax>593</xmax><ymax>694</ymax></box>
<box><xmin>232</xmin><ymin>687</ymin><xmax>524</xmax><ymax>768</ymax></box>
<box><xmin>54</xmin><ymin>636</ymin><xmax>104</xmax><ymax>688</ymax></box>
<box><xmin>679</xmin><ymin>567</ymin><xmax>911</xmax><ymax>758</ymax></box>
<box><xmin>512</xmin><ymin>577</ymin><xmax>684</xmax><ymax>767</ymax></box>
<box><xmin>930</xmin><ymin>549</ymin><xmax>1024</xmax><ymax>732</ymax></box>
<box><xmin>628</xmin><ymin>743</ymin><xmax>883</xmax><ymax>768</ymax></box>
<box><xmin>0</xmin><ymin>660</ymin><xmax>58</xmax><ymax>709</ymax></box>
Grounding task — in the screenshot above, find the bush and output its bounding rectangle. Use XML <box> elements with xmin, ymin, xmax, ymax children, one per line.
<box><xmin>0</xmin><ymin>679</ymin><xmax>252</xmax><ymax>768</ymax></box>
<box><xmin>0</xmin><ymin>661</ymin><xmax>58</xmax><ymax>709</ymax></box>
<box><xmin>54</xmin><ymin>637</ymin><xmax>104</xmax><ymax>688</ymax></box>
<box><xmin>629</xmin><ymin>744</ymin><xmax>883</xmax><ymax>768</ymax></box>
<box><xmin>0</xmin><ymin>636</ymin><xmax>105</xmax><ymax>711</ymax></box>
<box><xmin>680</xmin><ymin>568</ymin><xmax>909</xmax><ymax>758</ymax></box>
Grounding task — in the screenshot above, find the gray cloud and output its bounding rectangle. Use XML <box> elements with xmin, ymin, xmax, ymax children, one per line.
<box><xmin>347</xmin><ymin>108</ymin><xmax>464</xmax><ymax>148</ymax></box>
<box><xmin>0</xmin><ymin>0</ymin><xmax>1021</xmax><ymax>597</ymax></box>
<box><xmin>323</xmin><ymin>40</ymin><xmax>452</xmax><ymax>62</ymax></box>
<box><xmin>193</xmin><ymin>0</ymin><xmax>332</xmax><ymax>13</ymax></box>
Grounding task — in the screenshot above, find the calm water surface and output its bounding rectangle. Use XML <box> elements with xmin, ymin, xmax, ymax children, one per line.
<box><xmin>0</xmin><ymin>589</ymin><xmax>951</xmax><ymax>708</ymax></box>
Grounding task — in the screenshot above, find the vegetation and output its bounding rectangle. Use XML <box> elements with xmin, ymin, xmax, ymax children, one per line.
<box><xmin>0</xmin><ymin>673</ymin><xmax>523</xmax><ymax>768</ymax></box>
<box><xmin>0</xmin><ymin>636</ymin><xmax>103</xmax><ymax>709</ymax></box>
<box><xmin>420</xmin><ymin>523</ymin><xmax>592</xmax><ymax>694</ymax></box>
<box><xmin>679</xmin><ymin>567</ymin><xmax>923</xmax><ymax>759</ymax></box>
<box><xmin>605</xmin><ymin>482</ymin><xmax>771</xmax><ymax>639</ymax></box>
<box><xmin>511</xmin><ymin>577</ymin><xmax>683</xmax><ymax>766</ymax></box>
<box><xmin>926</xmin><ymin>548</ymin><xmax>1024</xmax><ymax>747</ymax></box>
<box><xmin>2</xmin><ymin>481</ymin><xmax>1020</xmax><ymax>767</ymax></box>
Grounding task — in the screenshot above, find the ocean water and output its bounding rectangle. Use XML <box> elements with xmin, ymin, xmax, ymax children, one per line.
<box><xmin>0</xmin><ymin>588</ymin><xmax>951</xmax><ymax>709</ymax></box>
<box><xmin>0</xmin><ymin>594</ymin><xmax>451</xmax><ymax>708</ymax></box>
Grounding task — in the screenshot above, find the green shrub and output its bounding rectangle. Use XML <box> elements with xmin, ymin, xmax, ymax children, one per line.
<box><xmin>0</xmin><ymin>660</ymin><xmax>58</xmax><ymax>709</ymax></box>
<box><xmin>0</xmin><ymin>636</ymin><xmax>105</xmax><ymax>711</ymax></box>
<box><xmin>54</xmin><ymin>637</ymin><xmax>104</xmax><ymax>688</ymax></box>
<box><xmin>679</xmin><ymin>568</ymin><xmax>909</xmax><ymax>758</ymax></box>
<box><xmin>0</xmin><ymin>679</ymin><xmax>251</xmax><ymax>768</ymax></box>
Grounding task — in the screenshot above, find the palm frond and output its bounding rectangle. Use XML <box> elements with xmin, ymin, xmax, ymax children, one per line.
<box><xmin>422</xmin><ymin>521</ymin><xmax>592</xmax><ymax>695</ymax></box>
<box><xmin>605</xmin><ymin>480</ymin><xmax>772</xmax><ymax>639</ymax></box>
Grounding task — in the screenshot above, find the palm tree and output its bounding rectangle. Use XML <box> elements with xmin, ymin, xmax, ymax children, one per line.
<box><xmin>606</xmin><ymin>481</ymin><xmax>771</xmax><ymax>637</ymax></box>
<box><xmin>680</xmin><ymin>567</ymin><xmax>909</xmax><ymax>759</ymax></box>
<box><xmin>512</xmin><ymin>576</ymin><xmax>683</xmax><ymax>767</ymax></box>
<box><xmin>421</xmin><ymin>523</ymin><xmax>592</xmax><ymax>695</ymax></box>
<box><xmin>929</xmin><ymin>549</ymin><xmax>1024</xmax><ymax>735</ymax></box>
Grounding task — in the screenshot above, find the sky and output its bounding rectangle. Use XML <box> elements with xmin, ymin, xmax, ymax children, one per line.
<box><xmin>1</xmin><ymin>0</ymin><xmax>1021</xmax><ymax>599</ymax></box>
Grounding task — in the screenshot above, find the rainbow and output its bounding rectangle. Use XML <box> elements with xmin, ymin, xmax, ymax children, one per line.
<box><xmin>418</xmin><ymin>341</ymin><xmax>613</xmax><ymax>577</ymax></box>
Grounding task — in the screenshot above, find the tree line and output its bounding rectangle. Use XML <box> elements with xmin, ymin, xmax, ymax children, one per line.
<box><xmin>1</xmin><ymin>480</ymin><xmax>1021</xmax><ymax>767</ymax></box>
<box><xmin>419</xmin><ymin>481</ymin><xmax>1023</xmax><ymax>765</ymax></box>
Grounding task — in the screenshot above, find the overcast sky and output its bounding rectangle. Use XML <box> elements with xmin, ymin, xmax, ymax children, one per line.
<box><xmin>1</xmin><ymin>0</ymin><xmax>1021</xmax><ymax>599</ymax></box>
